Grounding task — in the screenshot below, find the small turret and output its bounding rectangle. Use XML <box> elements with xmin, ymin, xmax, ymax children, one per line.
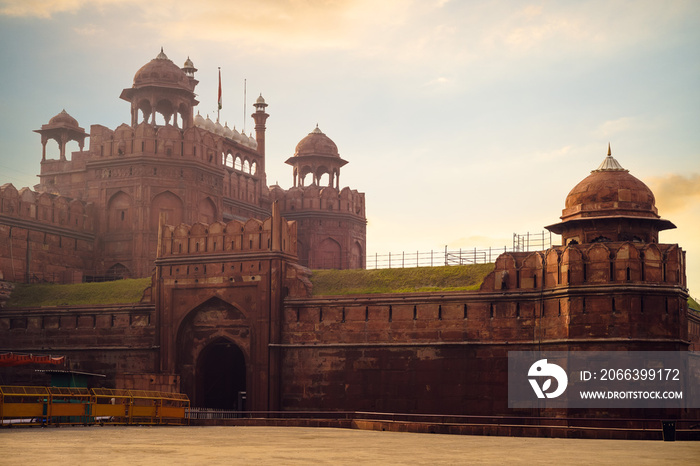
<box><xmin>251</xmin><ymin>93</ymin><xmax>269</xmax><ymax>185</ymax></box>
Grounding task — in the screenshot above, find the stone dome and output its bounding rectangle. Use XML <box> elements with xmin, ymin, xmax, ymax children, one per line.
<box><xmin>294</xmin><ymin>125</ymin><xmax>339</xmax><ymax>158</ymax></box>
<box><xmin>247</xmin><ymin>133</ymin><xmax>258</xmax><ymax>149</ymax></box>
<box><xmin>204</xmin><ymin>115</ymin><xmax>215</xmax><ymax>132</ymax></box>
<box><xmin>48</xmin><ymin>109</ymin><xmax>79</xmax><ymax>128</ymax></box>
<box><xmin>214</xmin><ymin>120</ymin><xmax>224</xmax><ymax>135</ymax></box>
<box><xmin>561</xmin><ymin>151</ymin><xmax>659</xmax><ymax>221</ymax></box>
<box><xmin>231</xmin><ymin>126</ymin><xmax>241</xmax><ymax>142</ymax></box>
<box><xmin>239</xmin><ymin>131</ymin><xmax>250</xmax><ymax>145</ymax></box>
<box><xmin>223</xmin><ymin>123</ymin><xmax>234</xmax><ymax>139</ymax></box>
<box><xmin>546</xmin><ymin>146</ymin><xmax>675</xmax><ymax>244</ymax></box>
<box><xmin>133</xmin><ymin>48</ymin><xmax>192</xmax><ymax>91</ymax></box>
<box><xmin>193</xmin><ymin>112</ymin><xmax>205</xmax><ymax>128</ymax></box>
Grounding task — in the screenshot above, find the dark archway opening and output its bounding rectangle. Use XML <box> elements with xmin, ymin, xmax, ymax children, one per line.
<box><xmin>195</xmin><ymin>339</ymin><xmax>246</xmax><ymax>409</ymax></box>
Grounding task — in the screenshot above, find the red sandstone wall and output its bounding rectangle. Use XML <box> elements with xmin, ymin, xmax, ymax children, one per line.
<box><xmin>277</xmin><ymin>241</ymin><xmax>691</xmax><ymax>415</ymax></box>
<box><xmin>278</xmin><ymin>285</ymin><xmax>689</xmax><ymax>415</ymax></box>
<box><xmin>0</xmin><ymin>184</ymin><xmax>96</xmax><ymax>283</ymax></box>
<box><xmin>0</xmin><ymin>304</ymin><xmax>158</xmax><ymax>388</ymax></box>
<box><xmin>1</xmin><ymin>231</ymin><xmax>693</xmax><ymax>417</ymax></box>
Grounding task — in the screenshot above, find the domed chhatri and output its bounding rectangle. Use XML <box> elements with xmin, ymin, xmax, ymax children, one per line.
<box><xmin>34</xmin><ymin>109</ymin><xmax>88</xmax><ymax>162</ymax></box>
<box><xmin>132</xmin><ymin>47</ymin><xmax>193</xmax><ymax>92</ymax></box>
<box><xmin>546</xmin><ymin>145</ymin><xmax>675</xmax><ymax>245</ymax></box>
<box><xmin>294</xmin><ymin>125</ymin><xmax>341</xmax><ymax>158</ymax></box>
<box><xmin>120</xmin><ymin>48</ymin><xmax>199</xmax><ymax>128</ymax></box>
<box><xmin>285</xmin><ymin>125</ymin><xmax>348</xmax><ymax>188</ymax></box>
<box><xmin>563</xmin><ymin>144</ymin><xmax>658</xmax><ymax>221</ymax></box>
<box><xmin>48</xmin><ymin>109</ymin><xmax>80</xmax><ymax>128</ymax></box>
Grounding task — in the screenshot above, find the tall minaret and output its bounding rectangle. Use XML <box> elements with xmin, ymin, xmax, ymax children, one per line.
<box><xmin>252</xmin><ymin>94</ymin><xmax>269</xmax><ymax>185</ymax></box>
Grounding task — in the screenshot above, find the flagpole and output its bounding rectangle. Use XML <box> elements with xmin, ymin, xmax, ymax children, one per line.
<box><xmin>217</xmin><ymin>67</ymin><xmax>222</xmax><ymax>122</ymax></box>
<box><xmin>243</xmin><ymin>78</ymin><xmax>247</xmax><ymax>133</ymax></box>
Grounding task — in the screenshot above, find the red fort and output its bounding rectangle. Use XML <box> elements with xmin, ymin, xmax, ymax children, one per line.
<box><xmin>0</xmin><ymin>50</ymin><xmax>698</xmax><ymax>427</ymax></box>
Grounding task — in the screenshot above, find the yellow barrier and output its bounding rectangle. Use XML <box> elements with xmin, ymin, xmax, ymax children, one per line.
<box><xmin>0</xmin><ymin>386</ymin><xmax>49</xmax><ymax>426</ymax></box>
<box><xmin>92</xmin><ymin>388</ymin><xmax>131</xmax><ymax>425</ymax></box>
<box><xmin>0</xmin><ymin>386</ymin><xmax>189</xmax><ymax>427</ymax></box>
<box><xmin>47</xmin><ymin>387</ymin><xmax>92</xmax><ymax>425</ymax></box>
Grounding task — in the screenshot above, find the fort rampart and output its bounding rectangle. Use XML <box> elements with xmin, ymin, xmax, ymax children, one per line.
<box><xmin>0</xmin><ymin>183</ymin><xmax>95</xmax><ymax>283</ymax></box>
<box><xmin>0</xmin><ymin>303</ymin><xmax>161</xmax><ymax>388</ymax></box>
<box><xmin>3</xmin><ymin>216</ymin><xmax>696</xmax><ymax>419</ymax></box>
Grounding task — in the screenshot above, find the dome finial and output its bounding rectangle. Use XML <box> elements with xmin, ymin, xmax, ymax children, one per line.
<box><xmin>594</xmin><ymin>144</ymin><xmax>627</xmax><ymax>172</ymax></box>
<box><xmin>156</xmin><ymin>47</ymin><xmax>168</xmax><ymax>60</ymax></box>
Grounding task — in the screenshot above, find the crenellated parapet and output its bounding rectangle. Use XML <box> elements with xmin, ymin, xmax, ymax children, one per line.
<box><xmin>268</xmin><ymin>184</ymin><xmax>366</xmax><ymax>269</ymax></box>
<box><xmin>0</xmin><ymin>183</ymin><xmax>95</xmax><ymax>233</ymax></box>
<box><xmin>157</xmin><ymin>215</ymin><xmax>297</xmax><ymax>259</ymax></box>
<box><xmin>0</xmin><ymin>184</ymin><xmax>96</xmax><ymax>283</ymax></box>
<box><xmin>269</xmin><ymin>184</ymin><xmax>365</xmax><ymax>218</ymax></box>
<box><xmin>86</xmin><ymin>122</ymin><xmax>259</xmax><ymax>165</ymax></box>
<box><xmin>40</xmin><ymin>120</ymin><xmax>264</xmax><ymax>208</ymax></box>
<box><xmin>481</xmin><ymin>242</ymin><xmax>688</xmax><ymax>344</ymax></box>
<box><xmin>485</xmin><ymin>242</ymin><xmax>685</xmax><ymax>291</ymax></box>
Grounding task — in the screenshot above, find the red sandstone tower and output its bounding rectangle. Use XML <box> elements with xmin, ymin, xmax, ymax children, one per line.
<box><xmin>545</xmin><ymin>144</ymin><xmax>676</xmax><ymax>245</ymax></box>
<box><xmin>272</xmin><ymin>126</ymin><xmax>366</xmax><ymax>269</ymax></box>
<box><xmin>0</xmin><ymin>49</ymin><xmax>366</xmax><ymax>282</ymax></box>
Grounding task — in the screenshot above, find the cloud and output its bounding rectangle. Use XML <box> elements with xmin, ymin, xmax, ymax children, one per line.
<box><xmin>593</xmin><ymin>115</ymin><xmax>666</xmax><ymax>140</ymax></box>
<box><xmin>73</xmin><ymin>24</ymin><xmax>99</xmax><ymax>35</ymax></box>
<box><xmin>147</xmin><ymin>1</ymin><xmax>366</xmax><ymax>50</ymax></box>
<box><xmin>4</xmin><ymin>0</ymin><xmax>698</xmax><ymax>72</ymax></box>
<box><xmin>533</xmin><ymin>145</ymin><xmax>573</xmax><ymax>163</ymax></box>
<box><xmin>595</xmin><ymin>117</ymin><xmax>638</xmax><ymax>137</ymax></box>
<box><xmin>647</xmin><ymin>173</ymin><xmax>700</xmax><ymax>213</ymax></box>
<box><xmin>423</xmin><ymin>76</ymin><xmax>452</xmax><ymax>89</ymax></box>
<box><xmin>0</xmin><ymin>0</ymin><xmax>126</xmax><ymax>18</ymax></box>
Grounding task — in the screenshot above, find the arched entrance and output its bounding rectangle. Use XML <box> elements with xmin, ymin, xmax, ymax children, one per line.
<box><xmin>175</xmin><ymin>297</ymin><xmax>251</xmax><ymax>410</ymax></box>
<box><xmin>195</xmin><ymin>339</ymin><xmax>247</xmax><ymax>409</ymax></box>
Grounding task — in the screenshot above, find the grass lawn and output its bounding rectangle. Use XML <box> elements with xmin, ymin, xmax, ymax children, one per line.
<box><xmin>689</xmin><ymin>296</ymin><xmax>700</xmax><ymax>311</ymax></box>
<box><xmin>310</xmin><ymin>264</ymin><xmax>495</xmax><ymax>296</ymax></box>
<box><xmin>6</xmin><ymin>278</ymin><xmax>151</xmax><ymax>308</ymax></box>
<box><xmin>5</xmin><ymin>268</ymin><xmax>697</xmax><ymax>309</ymax></box>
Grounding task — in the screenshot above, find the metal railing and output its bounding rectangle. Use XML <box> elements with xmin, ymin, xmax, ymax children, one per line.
<box><xmin>180</xmin><ymin>409</ymin><xmax>698</xmax><ymax>438</ymax></box>
<box><xmin>187</xmin><ymin>407</ymin><xmax>245</xmax><ymax>420</ymax></box>
<box><xmin>367</xmin><ymin>231</ymin><xmax>554</xmax><ymax>270</ymax></box>
<box><xmin>512</xmin><ymin>231</ymin><xmax>553</xmax><ymax>252</ymax></box>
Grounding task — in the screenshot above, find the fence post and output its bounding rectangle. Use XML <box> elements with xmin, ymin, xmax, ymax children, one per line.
<box><xmin>444</xmin><ymin>245</ymin><xmax>448</xmax><ymax>266</ymax></box>
<box><xmin>389</xmin><ymin>252</ymin><xmax>391</xmax><ymax>269</ymax></box>
<box><xmin>402</xmin><ymin>251</ymin><xmax>405</xmax><ymax>268</ymax></box>
<box><xmin>431</xmin><ymin>250</ymin><xmax>433</xmax><ymax>267</ymax></box>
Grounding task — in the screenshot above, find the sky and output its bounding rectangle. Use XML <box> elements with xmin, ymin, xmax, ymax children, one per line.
<box><xmin>0</xmin><ymin>0</ymin><xmax>698</xmax><ymax>297</ymax></box>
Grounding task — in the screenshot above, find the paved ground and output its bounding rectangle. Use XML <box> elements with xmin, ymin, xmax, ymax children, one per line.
<box><xmin>0</xmin><ymin>426</ymin><xmax>698</xmax><ymax>465</ymax></box>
